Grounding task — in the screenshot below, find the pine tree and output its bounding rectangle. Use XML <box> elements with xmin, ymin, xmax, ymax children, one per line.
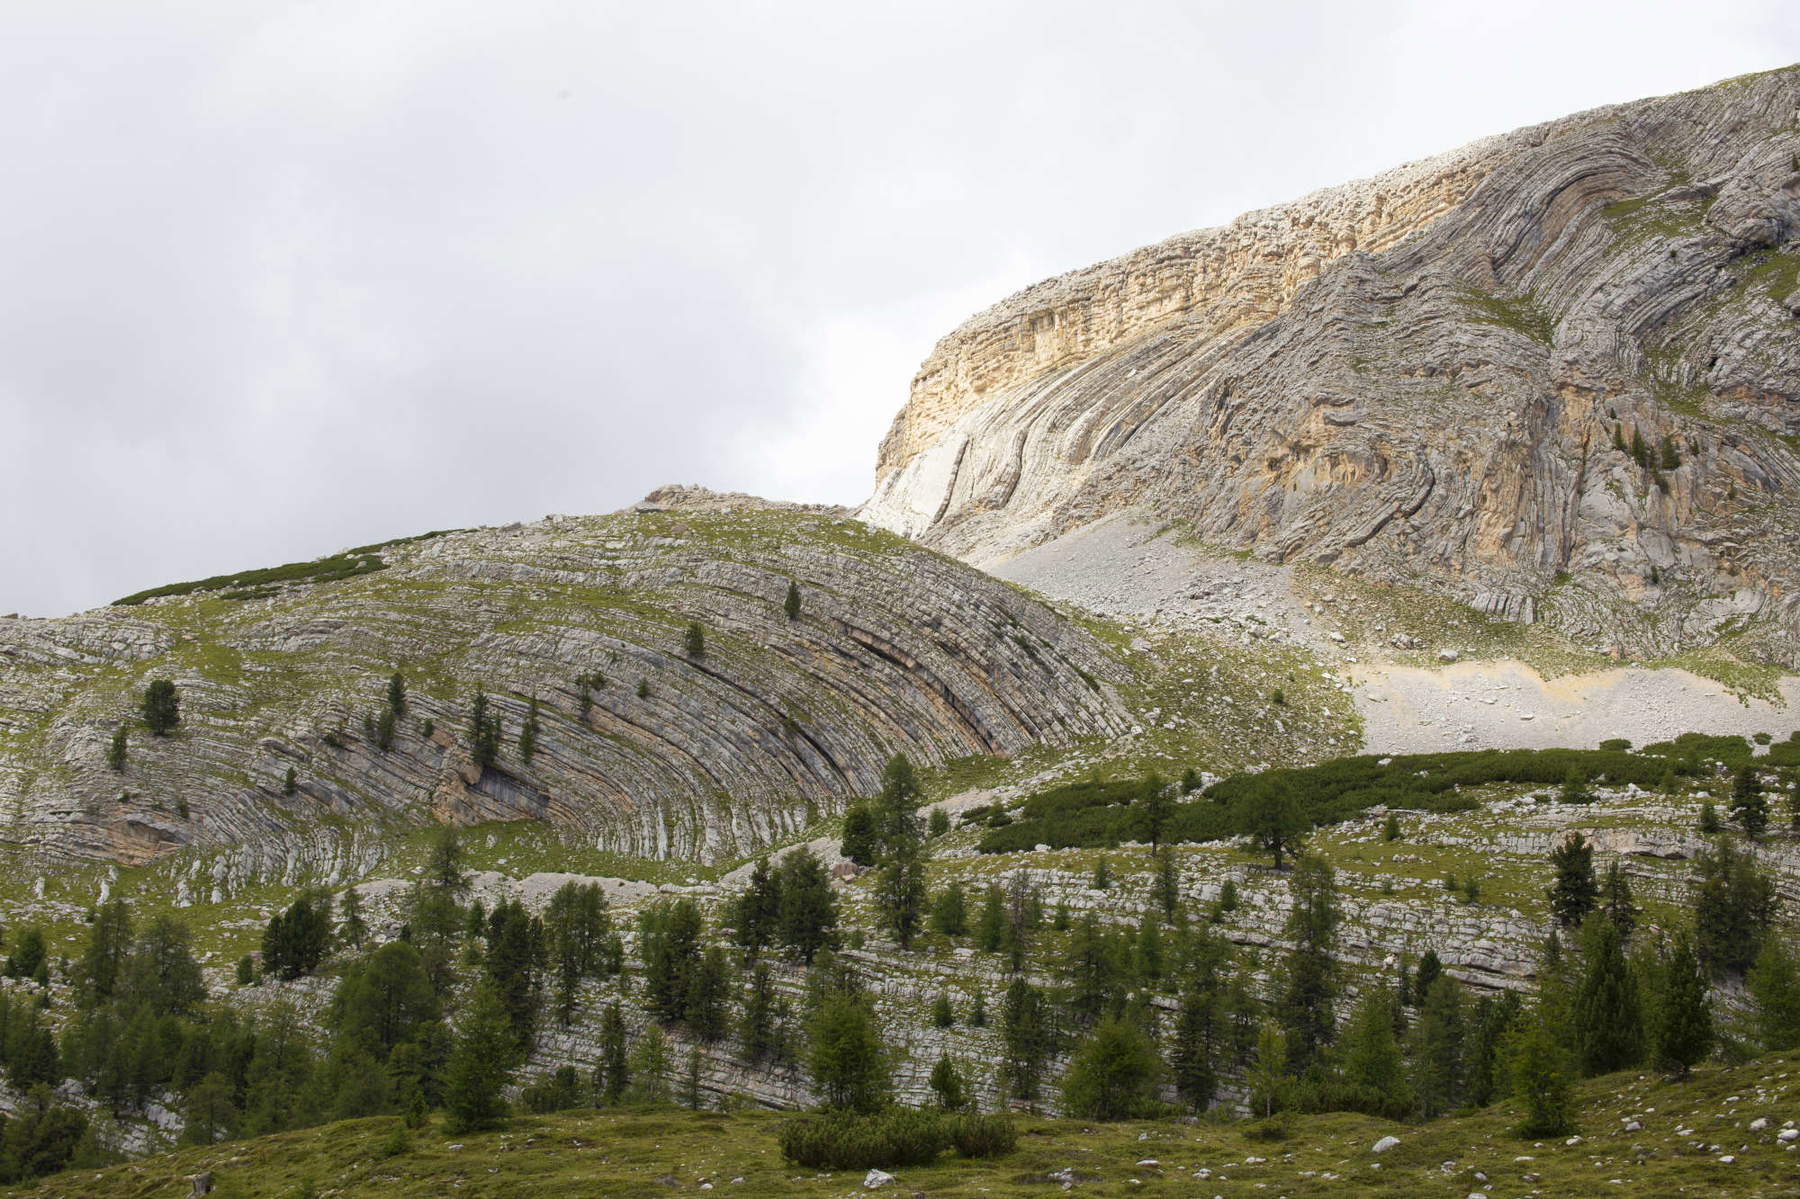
<box><xmin>999</xmin><ymin>978</ymin><xmax>1051</xmax><ymax>1107</ymax></box>
<box><xmin>731</xmin><ymin>858</ymin><xmax>782</xmax><ymax>959</ymax></box>
<box><xmin>76</xmin><ymin>899</ymin><xmax>132</xmax><ymax>1007</ymax></box>
<box><xmin>1275</xmin><ymin>855</ymin><xmax>1340</xmax><ymax>1072</ymax></box>
<box><xmin>1547</xmin><ymin>833</ymin><xmax>1599</xmax><ymax>927</ymax></box>
<box><xmin>806</xmin><ymin>988</ymin><xmax>887</xmax><ymax>1112</ymax></box>
<box><xmin>1154</xmin><ymin>850</ymin><xmax>1181</xmax><ymax>920</ymax></box>
<box><xmin>682</xmin><ymin>1046</ymin><xmax>705</xmax><ymax>1110</ymax></box>
<box><xmin>1245</xmin><ymin>782</ymin><xmax>1308</xmax><ymax>869</ymax></box>
<box><xmin>976</xmin><ymin>884</ymin><xmax>1006</xmax><ymax>953</ymax></box>
<box><xmin>1630</xmin><ymin>427</ymin><xmax>1649</xmax><ymax>467</ymax></box>
<box><xmin>840</xmin><ymin>804</ymin><xmax>879</xmax><ymax>866</ymax></box>
<box><xmin>283</xmin><ymin>766</ymin><xmax>297</xmax><ymax>797</ymax></box>
<box><xmin>739</xmin><ymin>963</ymin><xmax>780</xmax><ymax>1061</ymax></box>
<box><xmin>776</xmin><ymin>847</ymin><xmax>837</xmax><ymax>964</ymax></box>
<box><xmin>387</xmin><ymin>671</ymin><xmax>407</xmax><ymax>716</ymax></box>
<box><xmin>1600</xmin><ymin>861</ymin><xmax>1639</xmax><ymax>941</ymax></box>
<box><xmin>1060</xmin><ymin>1015</ymin><xmax>1161</xmax><ymax>1120</ymax></box>
<box><xmin>1699</xmin><ymin>800</ymin><xmax>1720</xmax><ymax>834</ymax></box>
<box><xmin>1558</xmin><ymin>767</ymin><xmax>1592</xmax><ymax>805</ymax></box>
<box><xmin>1572</xmin><ymin>916</ymin><xmax>1644</xmax><ymax>1076</ymax></box>
<box><xmin>337</xmin><ymin>887</ymin><xmax>368</xmax><ymax>951</ymax></box>
<box><xmin>1091</xmin><ymin>858</ymin><xmax>1111</xmax><ymax>890</ymax></box>
<box><xmin>929</xmin><ymin>881</ymin><xmax>968</xmax><ymax>937</ymax></box>
<box><xmin>928</xmin><ymin>806</ymin><xmax>950</xmax><ymax>837</ymax></box>
<box><xmin>931</xmin><ymin>992</ymin><xmax>955</xmax><ymax>1028</ymax></box>
<box><xmin>876</xmin><ymin>840</ymin><xmax>927</xmax><ymax>949</ymax></box>
<box><xmin>683</xmin><ymin>621</ymin><xmax>706</xmax><ymax>657</ymax></box>
<box><xmin>107</xmin><ymin>724</ymin><xmax>127</xmax><ymax>772</ymax></box>
<box><xmin>518</xmin><ymin>697</ymin><xmax>540</xmax><ymax>765</ymax></box>
<box><xmin>1180</xmin><ymin>767</ymin><xmax>1202</xmax><ymax>794</ymax></box>
<box><xmin>1748</xmin><ymin>938</ymin><xmax>1800</xmax><ymax>1050</ymax></box>
<box><xmin>1170</xmin><ymin>981</ymin><xmax>1223</xmax><ymax>1112</ymax></box>
<box><xmin>142</xmin><ymin>680</ymin><xmax>180</xmax><ymax>736</ymax></box>
<box><xmin>1693</xmin><ymin>839</ymin><xmax>1777</xmax><ymax>976</ymax></box>
<box><xmin>442</xmin><ymin>982</ymin><xmax>515</xmax><ymax>1133</ymax></box>
<box><xmin>783</xmin><ymin>580</ymin><xmax>801</xmax><ymax>621</ymax></box>
<box><xmin>1246</xmin><ymin>1022</ymin><xmax>1288</xmax><ymax>1119</ymax></box>
<box><xmin>468</xmin><ymin>689</ymin><xmax>500</xmax><ymax>768</ymax></box>
<box><xmin>1411</xmin><ymin>974</ymin><xmax>1466</xmax><ymax>1117</ymax></box>
<box><xmin>1730</xmin><ymin>766</ymin><xmax>1768</xmax><ymax>839</ymax></box>
<box><xmin>628</xmin><ymin>1025</ymin><xmax>671</xmax><ymax>1105</ymax></box>
<box><xmin>1382</xmin><ymin>812</ymin><xmax>1400</xmax><ymax>841</ymax></box>
<box><xmin>1139</xmin><ymin>773</ymin><xmax>1172</xmax><ymax>850</ymax></box>
<box><xmin>1414</xmin><ymin>948</ymin><xmax>1442</xmax><ymax>1000</ymax></box>
<box><xmin>924</xmin><ymin>1053</ymin><xmax>967</xmax><ymax>1110</ymax></box>
<box><xmin>597</xmin><ymin>1002</ymin><xmax>630</xmax><ymax>1103</ymax></box>
<box><xmin>1509</xmin><ymin>1010</ymin><xmax>1574</xmax><ymax>1137</ymax></box>
<box><xmin>1335</xmin><ymin>989</ymin><xmax>1411</xmax><ymax>1118</ymax></box>
<box><xmin>1652</xmin><ymin>934</ymin><xmax>1712</xmax><ymax>1078</ymax></box>
<box><xmin>685</xmin><ymin>947</ymin><xmax>732</xmax><ymax>1041</ymax></box>
<box><xmin>373</xmin><ymin>706</ymin><xmax>396</xmax><ymax>751</ymax></box>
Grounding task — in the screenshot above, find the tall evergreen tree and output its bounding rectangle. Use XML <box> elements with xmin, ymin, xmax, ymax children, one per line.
<box><xmin>517</xmin><ymin>697</ymin><xmax>540</xmax><ymax>765</ymax></box>
<box><xmin>929</xmin><ymin>880</ymin><xmax>969</xmax><ymax>937</ymax></box>
<box><xmin>1572</xmin><ymin>916</ymin><xmax>1644</xmax><ymax>1076</ymax></box>
<box><xmin>1411</xmin><ymin>975</ymin><xmax>1466</xmax><ymax>1117</ymax></box>
<box><xmin>442</xmin><ymin>982</ymin><xmax>515</xmax><ymax>1133</ymax></box>
<box><xmin>1139</xmin><ymin>773</ymin><xmax>1172</xmax><ymax>850</ymax></box>
<box><xmin>1547</xmin><ymin>833</ymin><xmax>1599</xmax><ymax>927</ymax></box>
<box><xmin>597</xmin><ymin>1002</ymin><xmax>630</xmax><ymax>1104</ymax></box>
<box><xmin>482</xmin><ymin>899</ymin><xmax>541</xmax><ymax>1051</ymax></box>
<box><xmin>730</xmin><ymin>858</ymin><xmax>783</xmax><ymax>959</ymax></box>
<box><xmin>927</xmin><ymin>1054</ymin><xmax>968</xmax><ymax>1110</ymax></box>
<box><xmin>875</xmin><ymin>839</ymin><xmax>927</xmax><ymax>949</ymax></box>
<box><xmin>1335</xmin><ymin>988</ymin><xmax>1411</xmax><ymax>1119</ymax></box>
<box><xmin>142</xmin><ymin>679</ymin><xmax>180</xmax><ymax>736</ymax></box>
<box><xmin>1275</xmin><ymin>855</ymin><xmax>1340</xmax><ymax>1072</ymax></box>
<box><xmin>387</xmin><ymin>671</ymin><xmax>407</xmax><ymax>715</ymax></box>
<box><xmin>806</xmin><ymin>987</ymin><xmax>887</xmax><ymax>1113</ymax></box>
<box><xmin>783</xmin><ymin>580</ymin><xmax>801</xmax><ymax>621</ymax></box>
<box><xmin>1509</xmin><ymin>1009</ymin><xmax>1574</xmax><ymax>1137</ymax></box>
<box><xmin>999</xmin><ymin>977</ymin><xmax>1052</xmax><ymax>1108</ymax></box>
<box><xmin>1060</xmin><ymin>1014</ymin><xmax>1161</xmax><ymax>1120</ymax></box>
<box><xmin>468</xmin><ymin>689</ymin><xmax>500</xmax><ymax>768</ymax></box>
<box><xmin>1154</xmin><ymin>850</ymin><xmax>1181</xmax><ymax>921</ymax></box>
<box><xmin>1244</xmin><ymin>781</ymin><xmax>1307</xmax><ymax>869</ymax></box>
<box><xmin>107</xmin><ymin>724</ymin><xmax>128</xmax><ymax>772</ymax></box>
<box><xmin>1748</xmin><ymin>937</ymin><xmax>1800</xmax><ymax>1051</ymax></box>
<box><xmin>739</xmin><ymin>962</ymin><xmax>781</xmax><ymax>1062</ymax></box>
<box><xmin>76</xmin><ymin>900</ymin><xmax>132</xmax><ymax>1007</ymax></box>
<box><xmin>683</xmin><ymin>621</ymin><xmax>706</xmax><ymax>657</ymax></box>
<box><xmin>1652</xmin><ymin>933</ymin><xmax>1712</xmax><ymax>1078</ymax></box>
<box><xmin>776</xmin><ymin>847</ymin><xmax>836</xmax><ymax>964</ymax></box>
<box><xmin>976</xmin><ymin>883</ymin><xmax>1007</xmax><ymax>953</ymax></box>
<box><xmin>1693</xmin><ymin>839</ymin><xmax>1778</xmax><ymax>976</ymax></box>
<box><xmin>1730</xmin><ymin>765</ymin><xmax>1768</xmax><ymax>839</ymax></box>
<box><xmin>1600</xmin><ymin>861</ymin><xmax>1639</xmax><ymax>941</ymax></box>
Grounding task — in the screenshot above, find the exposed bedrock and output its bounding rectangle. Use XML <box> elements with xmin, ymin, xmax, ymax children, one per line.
<box><xmin>0</xmin><ymin>502</ymin><xmax>1131</xmax><ymax>866</ymax></box>
<box><xmin>863</xmin><ymin>66</ymin><xmax>1800</xmax><ymax>663</ymax></box>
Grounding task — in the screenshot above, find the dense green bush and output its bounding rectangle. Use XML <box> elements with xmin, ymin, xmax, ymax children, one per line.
<box><xmin>778</xmin><ymin>1109</ymin><xmax>950</xmax><ymax>1169</ymax></box>
<box><xmin>980</xmin><ymin>746</ymin><xmax>1692</xmax><ymax>854</ymax></box>
<box><xmin>945</xmin><ymin>1112</ymin><xmax>1017</xmax><ymax>1158</ymax></box>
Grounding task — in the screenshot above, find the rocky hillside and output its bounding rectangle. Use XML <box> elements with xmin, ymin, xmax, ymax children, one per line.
<box><xmin>863</xmin><ymin>65</ymin><xmax>1800</xmax><ymax>664</ymax></box>
<box><xmin>0</xmin><ymin>492</ymin><xmax>1132</xmax><ymax>866</ymax></box>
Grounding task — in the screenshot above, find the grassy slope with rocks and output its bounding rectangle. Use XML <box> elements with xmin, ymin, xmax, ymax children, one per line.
<box><xmin>10</xmin><ymin>1050</ymin><xmax>1799</xmax><ymax>1198</ymax></box>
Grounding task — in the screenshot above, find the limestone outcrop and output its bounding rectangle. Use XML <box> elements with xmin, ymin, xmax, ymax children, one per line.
<box><xmin>0</xmin><ymin>502</ymin><xmax>1130</xmax><ymax>865</ymax></box>
<box><xmin>863</xmin><ymin>66</ymin><xmax>1800</xmax><ymax>663</ymax></box>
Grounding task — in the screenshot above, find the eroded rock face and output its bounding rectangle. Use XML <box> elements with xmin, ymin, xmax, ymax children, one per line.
<box><xmin>0</xmin><ymin>503</ymin><xmax>1130</xmax><ymax>865</ymax></box>
<box><xmin>863</xmin><ymin>66</ymin><xmax>1800</xmax><ymax>662</ymax></box>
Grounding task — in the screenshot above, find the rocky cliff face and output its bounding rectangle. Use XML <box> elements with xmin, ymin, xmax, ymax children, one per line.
<box><xmin>863</xmin><ymin>66</ymin><xmax>1800</xmax><ymax>663</ymax></box>
<box><xmin>0</xmin><ymin>496</ymin><xmax>1130</xmax><ymax>865</ymax></box>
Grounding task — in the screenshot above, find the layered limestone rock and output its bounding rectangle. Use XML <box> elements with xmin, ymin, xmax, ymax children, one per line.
<box><xmin>863</xmin><ymin>65</ymin><xmax>1800</xmax><ymax>664</ymax></box>
<box><xmin>0</xmin><ymin>501</ymin><xmax>1131</xmax><ymax>865</ymax></box>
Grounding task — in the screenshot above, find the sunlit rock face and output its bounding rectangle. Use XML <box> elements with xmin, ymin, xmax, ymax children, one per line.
<box><xmin>864</xmin><ymin>67</ymin><xmax>1800</xmax><ymax>663</ymax></box>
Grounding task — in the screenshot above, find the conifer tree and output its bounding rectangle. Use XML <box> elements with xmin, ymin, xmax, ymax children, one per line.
<box><xmin>783</xmin><ymin>580</ymin><xmax>801</xmax><ymax>621</ymax></box>
<box><xmin>107</xmin><ymin>724</ymin><xmax>127</xmax><ymax>772</ymax></box>
<box><xmin>1245</xmin><ymin>781</ymin><xmax>1307</xmax><ymax>869</ymax></box>
<box><xmin>598</xmin><ymin>1002</ymin><xmax>630</xmax><ymax>1103</ymax></box>
<box><xmin>518</xmin><ymin>697</ymin><xmax>540</xmax><ymax>764</ymax></box>
<box><xmin>928</xmin><ymin>1053</ymin><xmax>968</xmax><ymax>1110</ymax></box>
<box><xmin>142</xmin><ymin>679</ymin><xmax>180</xmax><ymax>736</ymax></box>
<box><xmin>731</xmin><ymin>858</ymin><xmax>782</xmax><ymax>959</ymax></box>
<box><xmin>776</xmin><ymin>847</ymin><xmax>836</xmax><ymax>964</ymax></box>
<box><xmin>998</xmin><ymin>977</ymin><xmax>1051</xmax><ymax>1108</ymax></box>
<box><xmin>1699</xmin><ymin>799</ymin><xmax>1720</xmax><ymax>834</ymax></box>
<box><xmin>739</xmin><ymin>963</ymin><xmax>781</xmax><ymax>1061</ymax></box>
<box><xmin>1246</xmin><ymin>1022</ymin><xmax>1288</xmax><ymax>1119</ymax></box>
<box><xmin>839</xmin><ymin>803</ymin><xmax>879</xmax><ymax>866</ymax></box>
<box><xmin>976</xmin><ymin>884</ymin><xmax>1006</xmax><ymax>953</ymax></box>
<box><xmin>387</xmin><ymin>671</ymin><xmax>407</xmax><ymax>716</ymax></box>
<box><xmin>1693</xmin><ymin>839</ymin><xmax>1777</xmax><ymax>976</ymax></box>
<box><xmin>1275</xmin><ymin>855</ymin><xmax>1340</xmax><ymax>1072</ymax></box>
<box><xmin>282</xmin><ymin>766</ymin><xmax>297</xmax><ymax>797</ymax></box>
<box><xmin>337</xmin><ymin>886</ymin><xmax>368</xmax><ymax>952</ymax></box>
<box><xmin>683</xmin><ymin>621</ymin><xmax>706</xmax><ymax>657</ymax></box>
<box><xmin>1060</xmin><ymin>1015</ymin><xmax>1161</xmax><ymax>1120</ymax></box>
<box><xmin>1600</xmin><ymin>861</ymin><xmax>1639</xmax><ymax>941</ymax></box>
<box><xmin>1572</xmin><ymin>916</ymin><xmax>1644</xmax><ymax>1076</ymax></box>
<box><xmin>1154</xmin><ymin>850</ymin><xmax>1181</xmax><ymax>920</ymax></box>
<box><xmin>1336</xmin><ymin>989</ymin><xmax>1411</xmax><ymax>1118</ymax></box>
<box><xmin>806</xmin><ymin>987</ymin><xmax>887</xmax><ymax>1113</ymax></box>
<box><xmin>928</xmin><ymin>806</ymin><xmax>950</xmax><ymax>837</ymax></box>
<box><xmin>1547</xmin><ymin>833</ymin><xmax>1599</xmax><ymax>927</ymax></box>
<box><xmin>929</xmin><ymin>880</ymin><xmax>968</xmax><ymax>937</ymax></box>
<box><xmin>443</xmin><ymin>982</ymin><xmax>515</xmax><ymax>1133</ymax></box>
<box><xmin>373</xmin><ymin>706</ymin><xmax>396</xmax><ymax>751</ymax></box>
<box><xmin>1748</xmin><ymin>938</ymin><xmax>1800</xmax><ymax>1051</ymax></box>
<box><xmin>876</xmin><ymin>839</ymin><xmax>927</xmax><ymax>949</ymax></box>
<box><xmin>1411</xmin><ymin>974</ymin><xmax>1466</xmax><ymax>1117</ymax></box>
<box><xmin>1730</xmin><ymin>765</ymin><xmax>1768</xmax><ymax>839</ymax></box>
<box><xmin>1414</xmin><ymin>948</ymin><xmax>1442</xmax><ymax>999</ymax></box>
<box><xmin>1091</xmin><ymin>858</ymin><xmax>1111</xmax><ymax>890</ymax></box>
<box><xmin>1652</xmin><ymin>934</ymin><xmax>1712</xmax><ymax>1078</ymax></box>
<box><xmin>1170</xmin><ymin>981</ymin><xmax>1223</xmax><ymax>1112</ymax></box>
<box><xmin>468</xmin><ymin>689</ymin><xmax>500</xmax><ymax>768</ymax></box>
<box><xmin>1139</xmin><ymin>773</ymin><xmax>1172</xmax><ymax>850</ymax></box>
<box><xmin>1509</xmin><ymin>1011</ymin><xmax>1574</xmax><ymax>1137</ymax></box>
<box><xmin>1558</xmin><ymin>767</ymin><xmax>1592</xmax><ymax>804</ymax></box>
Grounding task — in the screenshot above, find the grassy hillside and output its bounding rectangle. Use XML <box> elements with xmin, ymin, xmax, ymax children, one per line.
<box><xmin>10</xmin><ymin>1049</ymin><xmax>1798</xmax><ymax>1198</ymax></box>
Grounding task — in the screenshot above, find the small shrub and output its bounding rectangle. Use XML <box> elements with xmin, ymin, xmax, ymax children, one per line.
<box><xmin>377</xmin><ymin>1123</ymin><xmax>411</xmax><ymax>1159</ymax></box>
<box><xmin>1244</xmin><ymin>1112</ymin><xmax>1295</xmax><ymax>1142</ymax></box>
<box><xmin>947</xmin><ymin>1112</ymin><xmax>1017</xmax><ymax>1158</ymax></box>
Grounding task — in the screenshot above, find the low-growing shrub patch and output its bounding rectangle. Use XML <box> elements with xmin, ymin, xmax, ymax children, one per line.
<box><xmin>778</xmin><ymin>1108</ymin><xmax>1016</xmax><ymax>1169</ymax></box>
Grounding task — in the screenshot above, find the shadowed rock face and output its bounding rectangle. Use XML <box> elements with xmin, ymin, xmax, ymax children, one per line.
<box><xmin>864</xmin><ymin>66</ymin><xmax>1800</xmax><ymax>663</ymax></box>
<box><xmin>0</xmin><ymin>500</ymin><xmax>1130</xmax><ymax>865</ymax></box>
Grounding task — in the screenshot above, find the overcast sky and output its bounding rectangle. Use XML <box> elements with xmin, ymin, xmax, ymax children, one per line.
<box><xmin>4</xmin><ymin>2</ymin><xmax>1797</xmax><ymax>616</ymax></box>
